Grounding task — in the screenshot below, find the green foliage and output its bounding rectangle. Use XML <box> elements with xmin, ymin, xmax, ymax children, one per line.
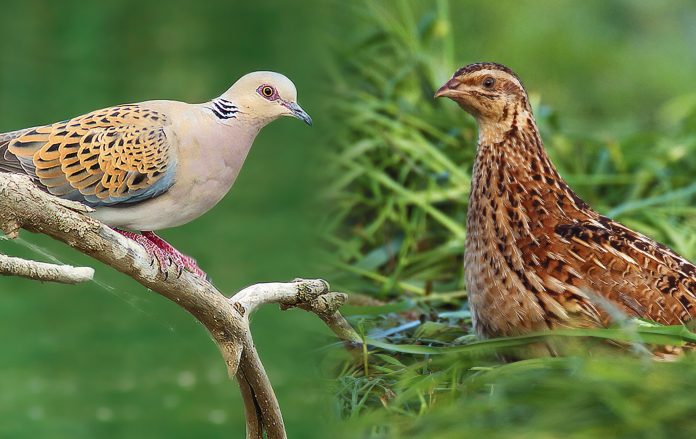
<box><xmin>326</xmin><ymin>1</ymin><xmax>696</xmax><ymax>437</ymax></box>
<box><xmin>338</xmin><ymin>354</ymin><xmax>696</xmax><ymax>439</ymax></box>
<box><xmin>326</xmin><ymin>1</ymin><xmax>474</xmax><ymax>299</ymax></box>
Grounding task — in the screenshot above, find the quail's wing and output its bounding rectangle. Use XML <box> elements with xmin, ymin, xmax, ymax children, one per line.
<box><xmin>2</xmin><ymin>104</ymin><xmax>176</xmax><ymax>206</ymax></box>
<box><xmin>552</xmin><ymin>218</ymin><xmax>696</xmax><ymax>324</ymax></box>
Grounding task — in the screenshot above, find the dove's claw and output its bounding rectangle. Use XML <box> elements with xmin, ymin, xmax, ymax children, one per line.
<box><xmin>114</xmin><ymin>229</ymin><xmax>208</xmax><ymax>279</ymax></box>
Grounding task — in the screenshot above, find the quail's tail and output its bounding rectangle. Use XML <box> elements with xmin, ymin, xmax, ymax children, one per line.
<box><xmin>0</xmin><ymin>128</ymin><xmax>34</xmax><ymax>173</ymax></box>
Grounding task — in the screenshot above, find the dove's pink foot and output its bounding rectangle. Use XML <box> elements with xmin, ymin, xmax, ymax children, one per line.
<box><xmin>114</xmin><ymin>229</ymin><xmax>208</xmax><ymax>279</ymax></box>
<box><xmin>141</xmin><ymin>231</ymin><xmax>208</xmax><ymax>279</ymax></box>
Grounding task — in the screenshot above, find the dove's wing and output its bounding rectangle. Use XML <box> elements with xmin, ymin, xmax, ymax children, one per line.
<box><xmin>0</xmin><ymin>127</ymin><xmax>34</xmax><ymax>173</ymax></box>
<box><xmin>3</xmin><ymin>104</ymin><xmax>176</xmax><ymax>207</ymax></box>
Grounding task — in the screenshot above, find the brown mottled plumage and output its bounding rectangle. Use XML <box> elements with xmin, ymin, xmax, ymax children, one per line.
<box><xmin>436</xmin><ymin>62</ymin><xmax>696</xmax><ymax>339</ymax></box>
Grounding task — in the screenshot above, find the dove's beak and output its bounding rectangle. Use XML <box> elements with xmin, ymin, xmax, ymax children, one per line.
<box><xmin>284</xmin><ymin>101</ymin><xmax>313</xmax><ymax>126</ymax></box>
<box><xmin>434</xmin><ymin>78</ymin><xmax>459</xmax><ymax>99</ymax></box>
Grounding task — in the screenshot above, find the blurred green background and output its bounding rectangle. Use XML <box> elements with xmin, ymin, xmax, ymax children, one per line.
<box><xmin>335</xmin><ymin>0</ymin><xmax>696</xmax><ymax>134</ymax></box>
<box><xmin>0</xmin><ymin>1</ymin><xmax>334</xmax><ymax>437</ymax></box>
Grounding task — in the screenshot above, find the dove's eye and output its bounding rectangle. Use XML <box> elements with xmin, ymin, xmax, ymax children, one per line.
<box><xmin>258</xmin><ymin>85</ymin><xmax>278</xmax><ymax>101</ymax></box>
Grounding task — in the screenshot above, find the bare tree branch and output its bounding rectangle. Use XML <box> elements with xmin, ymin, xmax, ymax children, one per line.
<box><xmin>232</xmin><ymin>279</ymin><xmax>359</xmax><ymax>344</ymax></box>
<box><xmin>0</xmin><ymin>173</ymin><xmax>359</xmax><ymax>439</ymax></box>
<box><xmin>0</xmin><ymin>253</ymin><xmax>94</xmax><ymax>284</ymax></box>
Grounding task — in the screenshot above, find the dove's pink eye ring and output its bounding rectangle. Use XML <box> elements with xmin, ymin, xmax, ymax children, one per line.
<box><xmin>257</xmin><ymin>84</ymin><xmax>279</xmax><ymax>101</ymax></box>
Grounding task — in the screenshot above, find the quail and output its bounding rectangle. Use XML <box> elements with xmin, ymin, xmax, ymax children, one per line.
<box><xmin>436</xmin><ymin>62</ymin><xmax>696</xmax><ymax>339</ymax></box>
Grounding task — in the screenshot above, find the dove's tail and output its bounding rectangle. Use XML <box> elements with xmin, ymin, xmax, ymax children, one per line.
<box><xmin>0</xmin><ymin>128</ymin><xmax>35</xmax><ymax>173</ymax></box>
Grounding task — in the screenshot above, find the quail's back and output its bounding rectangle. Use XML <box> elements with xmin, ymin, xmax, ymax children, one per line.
<box><xmin>436</xmin><ymin>63</ymin><xmax>696</xmax><ymax>338</ymax></box>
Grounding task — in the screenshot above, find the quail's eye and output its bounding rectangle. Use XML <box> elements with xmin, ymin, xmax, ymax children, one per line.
<box><xmin>482</xmin><ymin>77</ymin><xmax>496</xmax><ymax>88</ymax></box>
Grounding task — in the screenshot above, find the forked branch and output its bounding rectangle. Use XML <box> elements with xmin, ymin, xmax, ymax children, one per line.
<box><xmin>0</xmin><ymin>173</ymin><xmax>358</xmax><ymax>439</ymax></box>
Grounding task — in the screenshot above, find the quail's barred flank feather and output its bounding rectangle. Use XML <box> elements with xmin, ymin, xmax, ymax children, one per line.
<box><xmin>436</xmin><ymin>63</ymin><xmax>696</xmax><ymax>339</ymax></box>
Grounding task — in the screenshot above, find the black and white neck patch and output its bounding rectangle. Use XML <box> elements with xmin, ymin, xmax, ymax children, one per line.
<box><xmin>208</xmin><ymin>98</ymin><xmax>238</xmax><ymax>120</ymax></box>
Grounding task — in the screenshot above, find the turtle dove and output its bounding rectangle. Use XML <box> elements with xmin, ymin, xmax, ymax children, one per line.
<box><xmin>0</xmin><ymin>71</ymin><xmax>312</xmax><ymax>278</ymax></box>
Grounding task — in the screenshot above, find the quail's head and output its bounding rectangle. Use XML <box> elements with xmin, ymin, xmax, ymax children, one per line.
<box><xmin>435</xmin><ymin>62</ymin><xmax>531</xmax><ymax>122</ymax></box>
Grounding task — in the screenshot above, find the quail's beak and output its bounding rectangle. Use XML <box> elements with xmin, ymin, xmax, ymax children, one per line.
<box><xmin>284</xmin><ymin>101</ymin><xmax>313</xmax><ymax>126</ymax></box>
<box><xmin>434</xmin><ymin>78</ymin><xmax>460</xmax><ymax>99</ymax></box>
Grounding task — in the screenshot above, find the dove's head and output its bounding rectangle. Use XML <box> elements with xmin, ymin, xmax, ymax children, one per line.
<box><xmin>223</xmin><ymin>71</ymin><xmax>312</xmax><ymax>127</ymax></box>
<box><xmin>435</xmin><ymin>63</ymin><xmax>531</xmax><ymax>123</ymax></box>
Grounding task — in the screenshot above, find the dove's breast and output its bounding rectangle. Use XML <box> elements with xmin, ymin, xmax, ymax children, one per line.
<box><xmin>90</xmin><ymin>103</ymin><xmax>260</xmax><ymax>231</ymax></box>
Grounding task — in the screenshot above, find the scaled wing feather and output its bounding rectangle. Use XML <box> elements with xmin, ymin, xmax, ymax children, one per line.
<box><xmin>6</xmin><ymin>105</ymin><xmax>176</xmax><ymax>206</ymax></box>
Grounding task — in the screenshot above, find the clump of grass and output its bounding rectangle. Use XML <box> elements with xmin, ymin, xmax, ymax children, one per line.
<box><xmin>324</xmin><ymin>1</ymin><xmax>696</xmax><ymax>437</ymax></box>
<box><xmin>336</xmin><ymin>353</ymin><xmax>696</xmax><ymax>439</ymax></box>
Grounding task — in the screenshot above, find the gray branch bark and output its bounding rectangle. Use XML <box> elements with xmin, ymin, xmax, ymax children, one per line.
<box><xmin>0</xmin><ymin>173</ymin><xmax>359</xmax><ymax>439</ymax></box>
